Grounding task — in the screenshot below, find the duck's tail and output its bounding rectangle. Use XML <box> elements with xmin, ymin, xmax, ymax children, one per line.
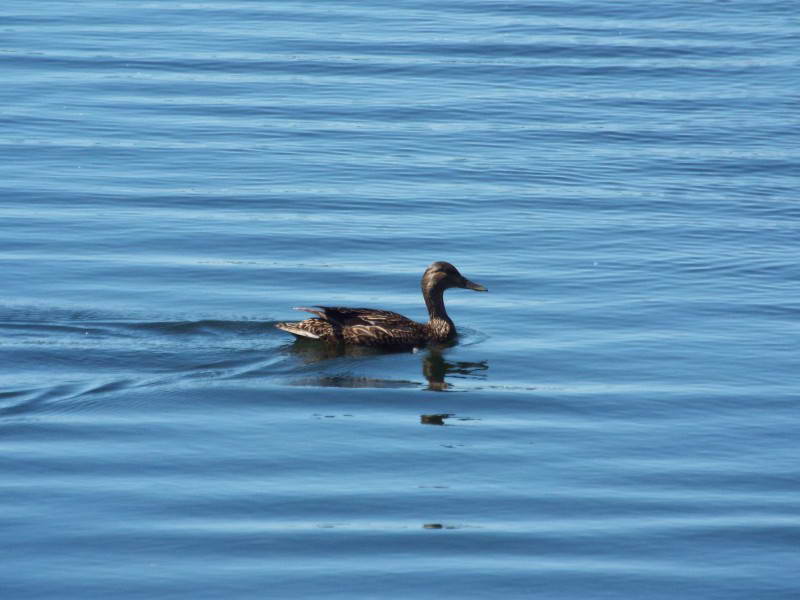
<box><xmin>275</xmin><ymin>321</ymin><xmax>321</xmax><ymax>339</ymax></box>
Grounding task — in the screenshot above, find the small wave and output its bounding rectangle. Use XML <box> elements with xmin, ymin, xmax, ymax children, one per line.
<box><xmin>456</xmin><ymin>326</ymin><xmax>490</xmax><ymax>347</ymax></box>
<box><xmin>0</xmin><ymin>383</ymin><xmax>87</xmax><ymax>417</ymax></box>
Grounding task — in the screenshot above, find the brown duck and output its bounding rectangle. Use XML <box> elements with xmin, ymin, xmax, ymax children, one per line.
<box><xmin>276</xmin><ymin>261</ymin><xmax>487</xmax><ymax>347</ymax></box>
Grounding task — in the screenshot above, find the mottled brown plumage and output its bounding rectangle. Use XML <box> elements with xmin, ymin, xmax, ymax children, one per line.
<box><xmin>276</xmin><ymin>261</ymin><xmax>487</xmax><ymax>348</ymax></box>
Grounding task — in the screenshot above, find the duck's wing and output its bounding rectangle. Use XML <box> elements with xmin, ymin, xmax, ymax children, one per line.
<box><xmin>297</xmin><ymin>306</ymin><xmax>415</xmax><ymax>327</ymax></box>
<box><xmin>294</xmin><ymin>306</ymin><xmax>422</xmax><ymax>346</ymax></box>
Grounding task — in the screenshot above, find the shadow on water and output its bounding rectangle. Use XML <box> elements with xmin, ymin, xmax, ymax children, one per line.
<box><xmin>285</xmin><ymin>337</ymin><xmax>488</xmax><ymax>391</ymax></box>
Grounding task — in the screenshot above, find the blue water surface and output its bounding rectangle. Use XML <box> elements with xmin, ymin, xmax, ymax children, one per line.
<box><xmin>1</xmin><ymin>1</ymin><xmax>798</xmax><ymax>598</ymax></box>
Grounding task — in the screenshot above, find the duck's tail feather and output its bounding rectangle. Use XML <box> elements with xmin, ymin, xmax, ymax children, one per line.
<box><xmin>275</xmin><ymin>322</ymin><xmax>321</xmax><ymax>339</ymax></box>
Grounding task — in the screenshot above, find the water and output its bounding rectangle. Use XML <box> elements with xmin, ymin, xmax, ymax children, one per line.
<box><xmin>2</xmin><ymin>1</ymin><xmax>798</xmax><ymax>598</ymax></box>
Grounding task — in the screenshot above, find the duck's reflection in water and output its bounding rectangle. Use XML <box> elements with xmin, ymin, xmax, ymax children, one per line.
<box><xmin>420</xmin><ymin>413</ymin><xmax>451</xmax><ymax>425</ymax></box>
<box><xmin>285</xmin><ymin>339</ymin><xmax>487</xmax><ymax>391</ymax></box>
<box><xmin>421</xmin><ymin>348</ymin><xmax>487</xmax><ymax>391</ymax></box>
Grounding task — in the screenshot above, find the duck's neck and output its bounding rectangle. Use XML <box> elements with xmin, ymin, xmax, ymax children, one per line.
<box><xmin>422</xmin><ymin>283</ymin><xmax>454</xmax><ymax>339</ymax></box>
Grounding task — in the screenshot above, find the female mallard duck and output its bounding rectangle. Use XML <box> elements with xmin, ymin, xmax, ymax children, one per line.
<box><xmin>276</xmin><ymin>261</ymin><xmax>487</xmax><ymax>347</ymax></box>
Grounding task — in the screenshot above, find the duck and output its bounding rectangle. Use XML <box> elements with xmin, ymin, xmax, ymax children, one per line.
<box><xmin>275</xmin><ymin>261</ymin><xmax>487</xmax><ymax>347</ymax></box>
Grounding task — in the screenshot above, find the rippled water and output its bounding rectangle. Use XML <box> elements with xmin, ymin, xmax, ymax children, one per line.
<box><xmin>2</xmin><ymin>1</ymin><xmax>798</xmax><ymax>598</ymax></box>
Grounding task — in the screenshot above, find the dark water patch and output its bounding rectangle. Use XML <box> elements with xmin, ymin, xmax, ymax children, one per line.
<box><xmin>121</xmin><ymin>319</ymin><xmax>270</xmax><ymax>337</ymax></box>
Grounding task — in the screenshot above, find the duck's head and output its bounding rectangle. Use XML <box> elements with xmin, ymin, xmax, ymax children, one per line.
<box><xmin>422</xmin><ymin>261</ymin><xmax>488</xmax><ymax>293</ymax></box>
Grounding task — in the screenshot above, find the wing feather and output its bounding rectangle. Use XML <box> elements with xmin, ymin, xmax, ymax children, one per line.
<box><xmin>315</xmin><ymin>306</ymin><xmax>416</xmax><ymax>327</ymax></box>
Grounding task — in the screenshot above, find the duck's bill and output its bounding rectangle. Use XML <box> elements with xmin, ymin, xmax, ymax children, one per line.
<box><xmin>464</xmin><ymin>279</ymin><xmax>488</xmax><ymax>292</ymax></box>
